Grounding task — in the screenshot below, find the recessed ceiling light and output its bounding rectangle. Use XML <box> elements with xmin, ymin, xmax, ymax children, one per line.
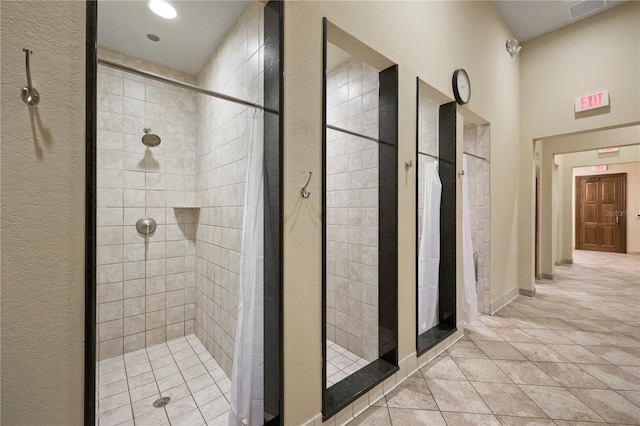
<box><xmin>148</xmin><ymin>0</ymin><xmax>177</xmax><ymax>19</ymax></box>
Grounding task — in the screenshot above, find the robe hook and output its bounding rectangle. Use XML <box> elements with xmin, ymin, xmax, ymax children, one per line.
<box><xmin>21</xmin><ymin>48</ymin><xmax>40</xmax><ymax>106</ymax></box>
<box><xmin>301</xmin><ymin>171</ymin><xmax>312</xmax><ymax>198</ymax></box>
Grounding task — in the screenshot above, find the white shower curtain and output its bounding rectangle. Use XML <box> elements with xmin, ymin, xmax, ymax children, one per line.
<box><xmin>229</xmin><ymin>111</ymin><xmax>264</xmax><ymax>426</ymax></box>
<box><xmin>462</xmin><ymin>156</ymin><xmax>479</xmax><ymax>324</ymax></box>
<box><xmin>418</xmin><ymin>159</ymin><xmax>441</xmax><ymax>333</ymax></box>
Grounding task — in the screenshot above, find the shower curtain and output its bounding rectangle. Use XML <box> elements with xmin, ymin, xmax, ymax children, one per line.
<box><xmin>462</xmin><ymin>156</ymin><xmax>479</xmax><ymax>324</ymax></box>
<box><xmin>418</xmin><ymin>159</ymin><xmax>441</xmax><ymax>333</ymax></box>
<box><xmin>229</xmin><ymin>111</ymin><xmax>264</xmax><ymax>426</ymax></box>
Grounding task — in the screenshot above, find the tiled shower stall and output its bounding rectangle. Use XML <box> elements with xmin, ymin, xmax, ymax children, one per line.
<box><xmin>325</xmin><ymin>57</ymin><xmax>380</xmax><ymax>363</ymax></box>
<box><xmin>96</xmin><ymin>3</ymin><xmax>264</xmax><ymax>423</ymax></box>
<box><xmin>463</xmin><ymin>123</ymin><xmax>491</xmax><ymax>315</ymax></box>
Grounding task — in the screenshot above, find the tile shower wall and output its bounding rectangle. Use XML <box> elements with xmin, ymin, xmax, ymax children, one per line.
<box><xmin>417</xmin><ymin>92</ymin><xmax>439</xmax><ymax>249</ymax></box>
<box><xmin>96</xmin><ymin>47</ymin><xmax>198</xmax><ymax>360</ymax></box>
<box><xmin>463</xmin><ymin>124</ymin><xmax>491</xmax><ymax>314</ymax></box>
<box><xmin>194</xmin><ymin>3</ymin><xmax>264</xmax><ymax>377</ymax></box>
<box><xmin>325</xmin><ymin>57</ymin><xmax>379</xmax><ymax>362</ymax></box>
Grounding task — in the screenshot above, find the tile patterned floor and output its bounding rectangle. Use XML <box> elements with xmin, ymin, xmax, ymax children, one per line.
<box><xmin>97</xmin><ymin>335</ymin><xmax>231</xmax><ymax>426</ymax></box>
<box><xmin>327</xmin><ymin>339</ymin><xmax>370</xmax><ymax>387</ymax></box>
<box><xmin>349</xmin><ymin>250</ymin><xmax>640</xmax><ymax>425</ymax></box>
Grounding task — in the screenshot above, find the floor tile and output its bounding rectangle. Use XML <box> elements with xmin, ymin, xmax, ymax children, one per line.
<box><xmin>387</xmin><ymin>408</ymin><xmax>446</xmax><ymax>425</ymax></box>
<box><xmin>165</xmin><ymin>395</ymin><xmax>197</xmax><ymax>421</ymax></box>
<box><xmin>420</xmin><ymin>356</ymin><xmax>467</xmax><ymax>381</ymax></box>
<box><xmin>496</xmin><ymin>416</ymin><xmax>555</xmax><ymax>425</ymax></box>
<box><xmin>585</xmin><ymin>345</ymin><xmax>640</xmax><ymax>366</ymax></box>
<box><xmin>492</xmin><ymin>360</ymin><xmax>557</xmax><ymax>386</ymax></box>
<box><xmin>547</xmin><ymin>344</ymin><xmax>610</xmax><ymax>364</ymax></box>
<box><xmin>446</xmin><ymin>340</ymin><xmax>488</xmax><ymax>359</ymax></box>
<box><xmin>471</xmin><ymin>382</ymin><xmax>546</xmax><ymax>418</ymax></box>
<box><xmin>454</xmin><ymin>358</ymin><xmax>512</xmax><ymax>383</ymax></box>
<box><xmin>346</xmin><ymin>406</ymin><xmax>391</xmax><ymax>426</ymax></box>
<box><xmin>520</xmin><ymin>328</ymin><xmax>574</xmax><ymax>345</ymax></box>
<box><xmin>491</xmin><ymin>328</ymin><xmax>538</xmax><ymax>343</ymax></box>
<box><xmin>465</xmin><ymin>326</ymin><xmax>505</xmax><ymax>342</ymax></box>
<box><xmin>426</xmin><ymin>379</ymin><xmax>492</xmax><ymax>414</ymax></box>
<box><xmin>97</xmin><ymin>405</ymin><xmax>133</xmax><ymax>426</ymax></box>
<box><xmin>97</xmin><ymin>335</ymin><xmax>230</xmax><ymax>426</ymax></box>
<box><xmin>617</xmin><ymin>390</ymin><xmax>640</xmax><ymax>406</ymax></box>
<box><xmin>535</xmin><ymin>362</ymin><xmax>608</xmax><ymax>389</ymax></box>
<box><xmin>171</xmin><ymin>408</ymin><xmax>205</xmax><ymax>426</ymax></box>
<box><xmin>479</xmin><ymin>315</ymin><xmax>515</xmax><ymax>328</ymax></box>
<box><xmin>568</xmin><ymin>388</ymin><xmax>640</xmax><ymax>425</ymax></box>
<box><xmin>133</xmin><ymin>408</ymin><xmax>169</xmax><ymax>426</ymax></box>
<box><xmin>385</xmin><ymin>377</ymin><xmax>437</xmax><ymax>410</ymax></box>
<box><xmin>562</xmin><ymin>330</ymin><xmax>609</xmax><ymax>346</ymax></box>
<box><xmin>578</xmin><ymin>363</ymin><xmax>640</xmax><ymax>390</ymax></box>
<box><xmin>199</xmin><ymin>395</ymin><xmax>229</xmax><ymax>422</ymax></box>
<box><xmin>518</xmin><ymin>385</ymin><xmax>604</xmax><ymax>422</ymax></box>
<box><xmin>510</xmin><ymin>343</ymin><xmax>568</xmax><ymax>362</ymax></box>
<box><xmin>98</xmin><ymin>379</ymin><xmax>129</xmax><ymax>400</ymax></box>
<box><xmin>441</xmin><ymin>412</ymin><xmax>501</xmax><ymax>425</ymax></box>
<box><xmin>474</xmin><ymin>341</ymin><xmax>527</xmax><ymax>360</ymax></box>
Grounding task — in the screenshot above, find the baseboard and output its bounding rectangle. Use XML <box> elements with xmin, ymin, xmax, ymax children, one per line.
<box><xmin>628</xmin><ymin>251</ymin><xmax>640</xmax><ymax>255</ymax></box>
<box><xmin>490</xmin><ymin>286</ymin><xmax>520</xmax><ymax>315</ymax></box>
<box><xmin>555</xmin><ymin>259</ymin><xmax>573</xmax><ymax>266</ymax></box>
<box><xmin>519</xmin><ymin>288</ymin><xmax>536</xmax><ymax>297</ymax></box>
<box><xmin>541</xmin><ymin>273</ymin><xmax>555</xmax><ymax>280</ymax></box>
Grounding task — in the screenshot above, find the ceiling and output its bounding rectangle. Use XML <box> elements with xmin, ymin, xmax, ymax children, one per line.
<box><xmin>98</xmin><ymin>1</ymin><xmax>627</xmax><ymax>76</ymax></box>
<box><xmin>98</xmin><ymin>1</ymin><xmax>250</xmax><ymax>76</ymax></box>
<box><xmin>493</xmin><ymin>0</ymin><xmax>627</xmax><ymax>43</ymax></box>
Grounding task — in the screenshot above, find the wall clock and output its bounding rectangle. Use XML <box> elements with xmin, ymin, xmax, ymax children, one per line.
<box><xmin>452</xmin><ymin>68</ymin><xmax>470</xmax><ymax>105</ymax></box>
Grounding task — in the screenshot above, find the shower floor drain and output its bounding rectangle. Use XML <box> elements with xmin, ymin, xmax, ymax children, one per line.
<box><xmin>152</xmin><ymin>396</ymin><xmax>171</xmax><ymax>408</ymax></box>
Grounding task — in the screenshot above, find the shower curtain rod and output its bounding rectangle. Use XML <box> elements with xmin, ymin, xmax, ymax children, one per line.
<box><xmin>97</xmin><ymin>58</ymin><xmax>279</xmax><ymax>115</ymax></box>
<box><xmin>463</xmin><ymin>151</ymin><xmax>487</xmax><ymax>162</ymax></box>
<box><xmin>418</xmin><ymin>151</ymin><xmax>455</xmax><ymax>166</ymax></box>
<box><xmin>418</xmin><ymin>151</ymin><xmax>487</xmax><ymax>163</ymax></box>
<box><xmin>325</xmin><ymin>124</ymin><xmax>396</xmax><ymax>147</ymax></box>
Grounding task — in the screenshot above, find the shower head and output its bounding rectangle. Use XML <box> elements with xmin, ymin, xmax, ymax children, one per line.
<box><xmin>142</xmin><ymin>128</ymin><xmax>161</xmax><ymax>147</ymax></box>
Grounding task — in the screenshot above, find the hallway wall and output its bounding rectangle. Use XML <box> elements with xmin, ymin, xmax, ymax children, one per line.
<box><xmin>518</xmin><ymin>2</ymin><xmax>640</xmax><ymax>291</ymax></box>
<box><xmin>538</xmin><ymin>125</ymin><xmax>640</xmax><ymax>278</ymax></box>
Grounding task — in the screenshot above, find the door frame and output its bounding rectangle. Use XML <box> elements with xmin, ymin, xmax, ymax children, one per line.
<box><xmin>574</xmin><ymin>172</ymin><xmax>627</xmax><ymax>253</ymax></box>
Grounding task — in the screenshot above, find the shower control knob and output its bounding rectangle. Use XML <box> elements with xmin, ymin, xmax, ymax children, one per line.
<box><xmin>136</xmin><ymin>217</ymin><xmax>157</xmax><ymax>235</ymax></box>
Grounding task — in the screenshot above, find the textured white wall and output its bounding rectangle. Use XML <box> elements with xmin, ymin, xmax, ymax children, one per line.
<box><xmin>1</xmin><ymin>1</ymin><xmax>85</xmax><ymax>424</ymax></box>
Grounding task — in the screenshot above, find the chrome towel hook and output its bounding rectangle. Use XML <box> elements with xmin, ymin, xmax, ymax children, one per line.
<box><xmin>300</xmin><ymin>171</ymin><xmax>312</xmax><ymax>198</ymax></box>
<box><xmin>21</xmin><ymin>48</ymin><xmax>40</xmax><ymax>106</ymax></box>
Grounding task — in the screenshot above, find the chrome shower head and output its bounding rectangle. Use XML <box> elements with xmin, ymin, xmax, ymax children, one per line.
<box><xmin>142</xmin><ymin>128</ymin><xmax>161</xmax><ymax>147</ymax></box>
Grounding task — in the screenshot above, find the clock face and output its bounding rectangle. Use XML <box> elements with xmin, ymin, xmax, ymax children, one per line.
<box><xmin>453</xmin><ymin>69</ymin><xmax>471</xmax><ymax>105</ymax></box>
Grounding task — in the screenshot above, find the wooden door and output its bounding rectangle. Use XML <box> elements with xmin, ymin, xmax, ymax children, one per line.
<box><xmin>576</xmin><ymin>173</ymin><xmax>626</xmax><ymax>253</ymax></box>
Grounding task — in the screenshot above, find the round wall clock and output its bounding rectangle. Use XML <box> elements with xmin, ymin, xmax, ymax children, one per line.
<box><xmin>452</xmin><ymin>68</ymin><xmax>471</xmax><ymax>105</ymax></box>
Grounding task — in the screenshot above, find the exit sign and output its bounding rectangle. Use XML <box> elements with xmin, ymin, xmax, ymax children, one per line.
<box><xmin>575</xmin><ymin>90</ymin><xmax>609</xmax><ymax>112</ymax></box>
<box><xmin>598</xmin><ymin>147</ymin><xmax>619</xmax><ymax>154</ymax></box>
<box><xmin>592</xmin><ymin>165</ymin><xmax>608</xmax><ymax>172</ymax></box>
